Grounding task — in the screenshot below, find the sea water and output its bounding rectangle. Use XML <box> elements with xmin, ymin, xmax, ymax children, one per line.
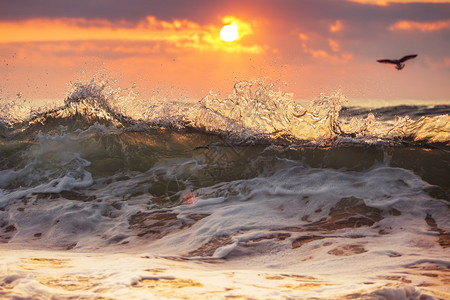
<box><xmin>0</xmin><ymin>78</ymin><xmax>449</xmax><ymax>299</ymax></box>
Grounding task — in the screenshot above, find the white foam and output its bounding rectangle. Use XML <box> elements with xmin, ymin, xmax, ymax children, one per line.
<box><xmin>0</xmin><ymin>248</ymin><xmax>444</xmax><ymax>299</ymax></box>
<box><xmin>212</xmin><ymin>239</ymin><xmax>239</xmax><ymax>259</ymax></box>
<box><xmin>1</xmin><ymin>139</ymin><xmax>448</xmax><ymax>298</ymax></box>
<box><xmin>0</xmin><ymin>171</ymin><xmax>93</xmax><ymax>208</ymax></box>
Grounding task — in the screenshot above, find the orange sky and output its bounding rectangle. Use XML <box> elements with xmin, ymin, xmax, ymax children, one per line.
<box><xmin>0</xmin><ymin>15</ymin><xmax>267</xmax><ymax>101</ymax></box>
<box><xmin>0</xmin><ymin>0</ymin><xmax>449</xmax><ymax>102</ymax></box>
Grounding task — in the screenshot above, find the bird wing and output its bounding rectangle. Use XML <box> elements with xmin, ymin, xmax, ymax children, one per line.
<box><xmin>377</xmin><ymin>59</ymin><xmax>396</xmax><ymax>64</ymax></box>
<box><xmin>399</xmin><ymin>54</ymin><xmax>417</xmax><ymax>62</ymax></box>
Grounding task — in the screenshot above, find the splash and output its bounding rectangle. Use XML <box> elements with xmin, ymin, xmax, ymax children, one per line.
<box><xmin>1</xmin><ymin>76</ymin><xmax>449</xmax><ymax>146</ymax></box>
<box><xmin>0</xmin><ymin>77</ymin><xmax>137</xmax><ymax>132</ymax></box>
<box><xmin>199</xmin><ymin>79</ymin><xmax>345</xmax><ymax>142</ymax></box>
<box><xmin>403</xmin><ymin>114</ymin><xmax>450</xmax><ymax>145</ymax></box>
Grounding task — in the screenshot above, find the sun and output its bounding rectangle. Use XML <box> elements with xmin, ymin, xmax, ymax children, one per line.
<box><xmin>220</xmin><ymin>23</ymin><xmax>239</xmax><ymax>42</ymax></box>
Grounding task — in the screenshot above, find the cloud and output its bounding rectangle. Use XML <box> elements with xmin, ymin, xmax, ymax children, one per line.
<box><xmin>0</xmin><ymin>16</ymin><xmax>264</xmax><ymax>54</ymax></box>
<box><xmin>297</xmin><ymin>29</ymin><xmax>353</xmax><ymax>64</ymax></box>
<box><xmin>348</xmin><ymin>0</ymin><xmax>450</xmax><ymax>5</ymax></box>
<box><xmin>424</xmin><ymin>55</ymin><xmax>450</xmax><ymax>69</ymax></box>
<box><xmin>299</xmin><ymin>38</ymin><xmax>353</xmax><ymax>64</ymax></box>
<box><xmin>389</xmin><ymin>19</ymin><xmax>450</xmax><ymax>32</ymax></box>
<box><xmin>328</xmin><ymin>39</ymin><xmax>340</xmax><ymax>52</ymax></box>
<box><xmin>14</xmin><ymin>41</ymin><xmax>164</xmax><ymax>60</ymax></box>
<box><xmin>329</xmin><ymin>20</ymin><xmax>343</xmax><ymax>33</ymax></box>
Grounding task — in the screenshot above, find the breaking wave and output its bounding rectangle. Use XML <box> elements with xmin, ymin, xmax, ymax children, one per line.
<box><xmin>1</xmin><ymin>77</ymin><xmax>449</xmax><ymax>147</ymax></box>
<box><xmin>1</xmin><ymin>77</ymin><xmax>449</xmax><ymax>300</ymax></box>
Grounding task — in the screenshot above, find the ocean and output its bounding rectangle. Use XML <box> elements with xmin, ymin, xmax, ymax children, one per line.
<box><xmin>0</xmin><ymin>78</ymin><xmax>449</xmax><ymax>299</ymax></box>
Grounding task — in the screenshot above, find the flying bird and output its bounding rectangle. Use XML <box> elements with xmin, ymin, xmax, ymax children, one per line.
<box><xmin>377</xmin><ymin>54</ymin><xmax>418</xmax><ymax>70</ymax></box>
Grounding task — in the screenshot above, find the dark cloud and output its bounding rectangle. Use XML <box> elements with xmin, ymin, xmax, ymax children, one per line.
<box><xmin>1</xmin><ymin>0</ymin><xmax>449</xmax><ymax>24</ymax></box>
<box><xmin>0</xmin><ymin>0</ymin><xmax>224</xmax><ymax>23</ymax></box>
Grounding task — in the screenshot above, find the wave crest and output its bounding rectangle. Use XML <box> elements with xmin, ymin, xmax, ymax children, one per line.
<box><xmin>200</xmin><ymin>79</ymin><xmax>345</xmax><ymax>141</ymax></box>
<box><xmin>1</xmin><ymin>77</ymin><xmax>449</xmax><ymax>146</ymax></box>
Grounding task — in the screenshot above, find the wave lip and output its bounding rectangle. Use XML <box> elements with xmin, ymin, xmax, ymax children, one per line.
<box><xmin>1</xmin><ymin>78</ymin><xmax>449</xmax><ymax>146</ymax></box>
<box><xmin>200</xmin><ymin>79</ymin><xmax>345</xmax><ymax>142</ymax></box>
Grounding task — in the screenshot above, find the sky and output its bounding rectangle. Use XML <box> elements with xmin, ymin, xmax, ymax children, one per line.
<box><xmin>0</xmin><ymin>0</ymin><xmax>449</xmax><ymax>102</ymax></box>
